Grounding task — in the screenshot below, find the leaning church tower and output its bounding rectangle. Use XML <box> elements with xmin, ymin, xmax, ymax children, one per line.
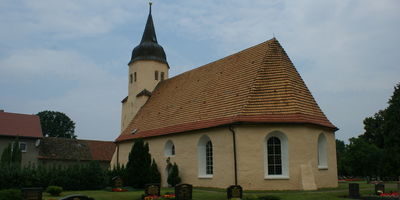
<box><xmin>120</xmin><ymin>3</ymin><xmax>169</xmax><ymax>132</ymax></box>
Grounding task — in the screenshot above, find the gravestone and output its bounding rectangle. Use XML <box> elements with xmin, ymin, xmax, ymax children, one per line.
<box><xmin>21</xmin><ymin>187</ymin><xmax>43</xmax><ymax>200</ymax></box>
<box><xmin>112</xmin><ymin>176</ymin><xmax>123</xmax><ymax>188</ymax></box>
<box><xmin>59</xmin><ymin>194</ymin><xmax>94</xmax><ymax>200</ymax></box>
<box><xmin>145</xmin><ymin>184</ymin><xmax>160</xmax><ymax>196</ymax></box>
<box><xmin>227</xmin><ymin>185</ymin><xmax>243</xmax><ymax>199</ymax></box>
<box><xmin>175</xmin><ymin>183</ymin><xmax>193</xmax><ymax>200</ymax></box>
<box><xmin>375</xmin><ymin>183</ymin><xmax>385</xmax><ymax>195</ymax></box>
<box><xmin>348</xmin><ymin>183</ymin><xmax>360</xmax><ymax>199</ymax></box>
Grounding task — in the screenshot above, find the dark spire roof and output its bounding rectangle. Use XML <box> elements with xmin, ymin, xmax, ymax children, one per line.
<box><xmin>129</xmin><ymin>3</ymin><xmax>168</xmax><ymax>65</ymax></box>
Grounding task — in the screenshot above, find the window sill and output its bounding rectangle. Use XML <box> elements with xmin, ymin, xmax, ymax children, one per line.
<box><xmin>265</xmin><ymin>175</ymin><xmax>289</xmax><ymax>180</ymax></box>
<box><xmin>318</xmin><ymin>166</ymin><xmax>328</xmax><ymax>170</ymax></box>
<box><xmin>198</xmin><ymin>175</ymin><xmax>213</xmax><ymax>179</ymax></box>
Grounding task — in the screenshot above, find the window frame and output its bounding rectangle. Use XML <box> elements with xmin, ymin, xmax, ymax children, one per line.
<box><xmin>265</xmin><ymin>131</ymin><xmax>289</xmax><ymax>179</ymax></box>
<box><xmin>19</xmin><ymin>142</ymin><xmax>27</xmax><ymax>153</ymax></box>
<box><xmin>197</xmin><ymin>135</ymin><xmax>213</xmax><ymax>178</ymax></box>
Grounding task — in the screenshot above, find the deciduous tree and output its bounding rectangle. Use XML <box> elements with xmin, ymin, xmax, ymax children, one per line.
<box><xmin>37</xmin><ymin>111</ymin><xmax>76</xmax><ymax>138</ymax></box>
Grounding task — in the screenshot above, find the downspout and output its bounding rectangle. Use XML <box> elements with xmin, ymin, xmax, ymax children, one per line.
<box><xmin>229</xmin><ymin>125</ymin><xmax>238</xmax><ymax>185</ymax></box>
<box><xmin>116</xmin><ymin>143</ymin><xmax>120</xmax><ymax>166</ymax></box>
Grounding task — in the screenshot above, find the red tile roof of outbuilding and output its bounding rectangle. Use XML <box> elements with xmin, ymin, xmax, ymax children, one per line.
<box><xmin>0</xmin><ymin>111</ymin><xmax>43</xmax><ymax>138</ymax></box>
<box><xmin>38</xmin><ymin>137</ymin><xmax>115</xmax><ymax>162</ymax></box>
<box><xmin>116</xmin><ymin>38</ymin><xmax>337</xmax><ymax>142</ymax></box>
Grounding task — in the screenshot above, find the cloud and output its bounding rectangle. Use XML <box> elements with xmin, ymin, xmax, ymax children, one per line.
<box><xmin>0</xmin><ymin>0</ymin><xmax>141</xmax><ymax>40</ymax></box>
<box><xmin>0</xmin><ymin>48</ymin><xmax>125</xmax><ymax>140</ymax></box>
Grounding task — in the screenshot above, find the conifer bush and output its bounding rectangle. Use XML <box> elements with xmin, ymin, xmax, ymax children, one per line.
<box><xmin>46</xmin><ymin>186</ymin><xmax>63</xmax><ymax>196</ymax></box>
<box><xmin>167</xmin><ymin>163</ymin><xmax>181</xmax><ymax>187</ymax></box>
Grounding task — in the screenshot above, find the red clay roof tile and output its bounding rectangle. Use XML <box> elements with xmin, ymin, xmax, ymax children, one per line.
<box><xmin>116</xmin><ymin>38</ymin><xmax>336</xmax><ymax>142</ymax></box>
<box><xmin>0</xmin><ymin>111</ymin><xmax>43</xmax><ymax>138</ymax></box>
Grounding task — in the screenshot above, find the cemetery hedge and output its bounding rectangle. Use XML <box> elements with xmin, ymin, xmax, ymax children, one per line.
<box><xmin>0</xmin><ymin>161</ymin><xmax>109</xmax><ymax>190</ymax></box>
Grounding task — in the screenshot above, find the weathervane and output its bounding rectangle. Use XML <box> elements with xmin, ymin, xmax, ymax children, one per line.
<box><xmin>149</xmin><ymin>1</ymin><xmax>153</xmax><ymax>13</ymax></box>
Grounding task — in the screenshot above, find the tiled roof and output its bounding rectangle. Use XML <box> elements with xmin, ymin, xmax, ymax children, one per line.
<box><xmin>117</xmin><ymin>38</ymin><xmax>336</xmax><ymax>142</ymax></box>
<box><xmin>0</xmin><ymin>111</ymin><xmax>43</xmax><ymax>138</ymax></box>
<box><xmin>38</xmin><ymin>137</ymin><xmax>115</xmax><ymax>162</ymax></box>
<box><xmin>84</xmin><ymin>140</ymin><xmax>116</xmax><ymax>161</ymax></box>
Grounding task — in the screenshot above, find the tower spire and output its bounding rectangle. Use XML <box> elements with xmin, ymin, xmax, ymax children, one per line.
<box><xmin>130</xmin><ymin>1</ymin><xmax>167</xmax><ymax>65</ymax></box>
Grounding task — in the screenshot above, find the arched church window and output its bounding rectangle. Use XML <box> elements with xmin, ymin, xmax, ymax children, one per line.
<box><xmin>164</xmin><ymin>140</ymin><xmax>175</xmax><ymax>156</ymax></box>
<box><xmin>161</xmin><ymin>72</ymin><xmax>165</xmax><ymax>81</ymax></box>
<box><xmin>265</xmin><ymin>131</ymin><xmax>289</xmax><ymax>178</ymax></box>
<box><xmin>267</xmin><ymin>137</ymin><xmax>282</xmax><ymax>175</ymax></box>
<box><xmin>155</xmin><ymin>71</ymin><xmax>159</xmax><ymax>80</ymax></box>
<box><xmin>130</xmin><ymin>74</ymin><xmax>133</xmax><ymax>84</ymax></box>
<box><xmin>206</xmin><ymin>140</ymin><xmax>213</xmax><ymax>175</ymax></box>
<box><xmin>318</xmin><ymin>133</ymin><xmax>328</xmax><ymax>169</ymax></box>
<box><xmin>197</xmin><ymin>135</ymin><xmax>213</xmax><ymax>177</ymax></box>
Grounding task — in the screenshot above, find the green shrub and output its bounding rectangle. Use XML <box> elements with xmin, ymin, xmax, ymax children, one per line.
<box><xmin>242</xmin><ymin>195</ymin><xmax>259</xmax><ymax>200</ymax></box>
<box><xmin>46</xmin><ymin>186</ymin><xmax>63</xmax><ymax>196</ymax></box>
<box><xmin>0</xmin><ymin>189</ymin><xmax>22</xmax><ymax>200</ymax></box>
<box><xmin>167</xmin><ymin>163</ymin><xmax>181</xmax><ymax>187</ymax></box>
<box><xmin>258</xmin><ymin>195</ymin><xmax>280</xmax><ymax>200</ymax></box>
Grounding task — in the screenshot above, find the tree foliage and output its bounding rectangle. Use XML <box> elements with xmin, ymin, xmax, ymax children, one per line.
<box><xmin>344</xmin><ymin>137</ymin><xmax>382</xmax><ymax>177</ymax></box>
<box><xmin>0</xmin><ymin>138</ymin><xmax>22</xmax><ymax>166</ymax></box>
<box><xmin>37</xmin><ymin>111</ymin><xmax>76</xmax><ymax>138</ymax></box>
<box><xmin>149</xmin><ymin>159</ymin><xmax>161</xmax><ymax>184</ymax></box>
<box><xmin>337</xmin><ymin>82</ymin><xmax>400</xmax><ymax>177</ymax></box>
<box><xmin>125</xmin><ymin>139</ymin><xmax>152</xmax><ymax>188</ymax></box>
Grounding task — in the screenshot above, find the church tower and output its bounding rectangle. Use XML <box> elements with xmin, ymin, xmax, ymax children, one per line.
<box><xmin>121</xmin><ymin>3</ymin><xmax>169</xmax><ymax>131</ymax></box>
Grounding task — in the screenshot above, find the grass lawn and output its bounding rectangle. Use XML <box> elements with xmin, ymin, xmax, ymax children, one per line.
<box><xmin>42</xmin><ymin>182</ymin><xmax>399</xmax><ymax>200</ymax></box>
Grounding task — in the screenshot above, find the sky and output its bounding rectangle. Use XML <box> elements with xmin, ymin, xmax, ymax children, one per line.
<box><xmin>0</xmin><ymin>0</ymin><xmax>399</xmax><ymax>142</ymax></box>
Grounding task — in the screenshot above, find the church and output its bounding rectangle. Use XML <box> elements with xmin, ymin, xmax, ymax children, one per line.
<box><xmin>111</xmin><ymin>4</ymin><xmax>338</xmax><ymax>190</ymax></box>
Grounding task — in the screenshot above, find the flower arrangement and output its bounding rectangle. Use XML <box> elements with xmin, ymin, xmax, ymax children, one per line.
<box><xmin>379</xmin><ymin>192</ymin><xmax>399</xmax><ymax>197</ymax></box>
<box><xmin>111</xmin><ymin>188</ymin><xmax>128</xmax><ymax>192</ymax></box>
<box><xmin>142</xmin><ymin>193</ymin><xmax>176</xmax><ymax>200</ymax></box>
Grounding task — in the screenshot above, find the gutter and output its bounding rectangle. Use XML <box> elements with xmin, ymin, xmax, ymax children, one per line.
<box><xmin>116</xmin><ymin>143</ymin><xmax>120</xmax><ymax>166</ymax></box>
<box><xmin>229</xmin><ymin>125</ymin><xmax>238</xmax><ymax>185</ymax></box>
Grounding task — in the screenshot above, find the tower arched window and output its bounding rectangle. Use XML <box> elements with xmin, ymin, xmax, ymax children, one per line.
<box><xmin>197</xmin><ymin>135</ymin><xmax>213</xmax><ymax>178</ymax></box>
<box><xmin>155</xmin><ymin>71</ymin><xmax>159</xmax><ymax>80</ymax></box>
<box><xmin>130</xmin><ymin>74</ymin><xmax>133</xmax><ymax>84</ymax></box>
<box><xmin>318</xmin><ymin>133</ymin><xmax>328</xmax><ymax>169</ymax></box>
<box><xmin>134</xmin><ymin>72</ymin><xmax>137</xmax><ymax>82</ymax></box>
<box><xmin>265</xmin><ymin>131</ymin><xmax>289</xmax><ymax>178</ymax></box>
<box><xmin>161</xmin><ymin>72</ymin><xmax>165</xmax><ymax>81</ymax></box>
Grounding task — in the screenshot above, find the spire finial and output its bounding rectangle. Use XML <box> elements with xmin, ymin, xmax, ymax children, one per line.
<box><xmin>149</xmin><ymin>1</ymin><xmax>152</xmax><ymax>14</ymax></box>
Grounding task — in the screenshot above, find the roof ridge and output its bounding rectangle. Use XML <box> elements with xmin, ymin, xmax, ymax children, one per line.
<box><xmin>167</xmin><ymin>39</ymin><xmax>276</xmax><ymax>81</ymax></box>
<box><xmin>237</xmin><ymin>40</ymin><xmax>275</xmax><ymax>118</ymax></box>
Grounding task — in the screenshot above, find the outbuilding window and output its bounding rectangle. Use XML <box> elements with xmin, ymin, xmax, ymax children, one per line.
<box><xmin>265</xmin><ymin>131</ymin><xmax>289</xmax><ymax>179</ymax></box>
<box><xmin>19</xmin><ymin>142</ymin><xmax>27</xmax><ymax>153</ymax></box>
<box><xmin>198</xmin><ymin>135</ymin><xmax>213</xmax><ymax>178</ymax></box>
